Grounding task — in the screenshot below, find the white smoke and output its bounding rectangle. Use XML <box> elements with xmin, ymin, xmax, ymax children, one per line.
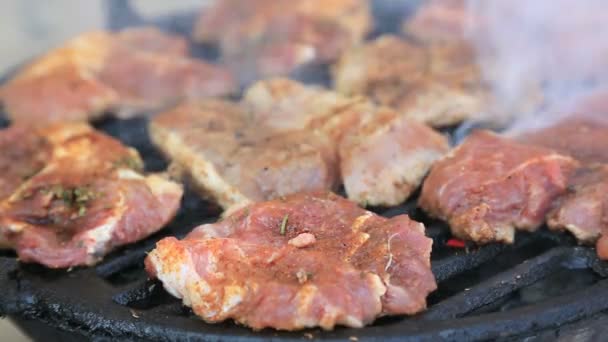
<box><xmin>464</xmin><ymin>0</ymin><xmax>608</xmax><ymax>132</ymax></box>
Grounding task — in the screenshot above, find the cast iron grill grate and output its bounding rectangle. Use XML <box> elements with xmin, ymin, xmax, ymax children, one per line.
<box><xmin>2</xmin><ymin>1</ymin><xmax>608</xmax><ymax>341</ymax></box>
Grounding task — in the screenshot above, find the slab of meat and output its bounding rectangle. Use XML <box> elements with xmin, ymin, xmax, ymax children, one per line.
<box><xmin>145</xmin><ymin>192</ymin><xmax>436</xmax><ymax>330</ymax></box>
<box><xmin>0</xmin><ymin>27</ymin><xmax>236</xmax><ymax>125</ymax></box>
<box><xmin>149</xmin><ymin>97</ymin><xmax>340</xmax><ymax>214</ymax></box>
<box><xmin>547</xmin><ymin>165</ymin><xmax>608</xmax><ymax>261</ymax></box>
<box><xmin>340</xmin><ymin>106</ymin><xmax>449</xmax><ymax>206</ymax></box>
<box><xmin>0</xmin><ymin>124</ymin><xmax>183</xmax><ymax>268</ymax></box>
<box><xmin>245</xmin><ymin>79</ymin><xmax>450</xmax><ymax>206</ymax></box>
<box><xmin>152</xmin><ymin>77</ymin><xmax>449</xmax><ymax>212</ymax></box>
<box><xmin>516</xmin><ymin>92</ymin><xmax>608</xmax><ymax>258</ymax></box>
<box><xmin>333</xmin><ymin>35</ymin><xmax>488</xmax><ymax>127</ymax></box>
<box><xmin>517</xmin><ymin>117</ymin><xmax>608</xmax><ymax>165</ymax></box>
<box><xmin>0</xmin><ymin>126</ymin><xmax>51</xmax><ymax>202</ymax></box>
<box><xmin>547</xmin><ymin>166</ymin><xmax>608</xmax><ymax>245</ymax></box>
<box><xmin>516</xmin><ymin>92</ymin><xmax>608</xmax><ymax>165</ymax></box>
<box><xmin>0</xmin><ymin>125</ymin><xmax>52</xmax><ymax>248</ymax></box>
<box><xmin>419</xmin><ymin>130</ymin><xmax>579</xmax><ymax>244</ymax></box>
<box><xmin>193</xmin><ymin>0</ymin><xmax>371</xmax><ymax>79</ymax></box>
<box><xmin>242</xmin><ymin>78</ymin><xmax>368</xmax><ymax>141</ymax></box>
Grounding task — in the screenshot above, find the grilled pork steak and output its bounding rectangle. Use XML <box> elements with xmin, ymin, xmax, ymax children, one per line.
<box><xmin>419</xmin><ymin>130</ymin><xmax>579</xmax><ymax>244</ymax></box>
<box><xmin>516</xmin><ymin>92</ymin><xmax>608</xmax><ymax>165</ymax></box>
<box><xmin>547</xmin><ymin>166</ymin><xmax>608</xmax><ymax>246</ymax></box>
<box><xmin>151</xmin><ymin>78</ymin><xmax>447</xmax><ymax>212</ymax></box>
<box><xmin>333</xmin><ymin>35</ymin><xmax>488</xmax><ymax>127</ymax></box>
<box><xmin>0</xmin><ymin>124</ymin><xmax>183</xmax><ymax>268</ymax></box>
<box><xmin>0</xmin><ymin>126</ymin><xmax>51</xmax><ymax>202</ymax></box>
<box><xmin>149</xmin><ymin>98</ymin><xmax>339</xmax><ymax>214</ymax></box>
<box><xmin>242</xmin><ymin>78</ymin><xmax>368</xmax><ymax>140</ymax></box>
<box><xmin>340</xmin><ymin>107</ymin><xmax>449</xmax><ymax>206</ymax></box>
<box><xmin>193</xmin><ymin>0</ymin><xmax>371</xmax><ymax>79</ymax></box>
<box><xmin>145</xmin><ymin>192</ymin><xmax>436</xmax><ymax>331</ymax></box>
<box><xmin>511</xmin><ymin>94</ymin><xmax>608</xmax><ymax>258</ymax></box>
<box><xmin>0</xmin><ymin>27</ymin><xmax>235</xmax><ymax>125</ymax></box>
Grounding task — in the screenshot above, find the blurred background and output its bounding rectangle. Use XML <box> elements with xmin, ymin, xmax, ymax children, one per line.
<box><xmin>0</xmin><ymin>0</ymin><xmax>207</xmax><ymax>74</ymax></box>
<box><xmin>0</xmin><ymin>1</ymin><xmax>208</xmax><ymax>339</ymax></box>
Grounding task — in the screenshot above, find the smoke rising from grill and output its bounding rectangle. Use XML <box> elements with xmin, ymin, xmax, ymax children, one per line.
<box><xmin>464</xmin><ymin>0</ymin><xmax>608</xmax><ymax>132</ymax></box>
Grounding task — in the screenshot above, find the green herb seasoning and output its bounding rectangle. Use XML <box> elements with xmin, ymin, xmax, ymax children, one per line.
<box><xmin>41</xmin><ymin>184</ymin><xmax>98</xmax><ymax>218</ymax></box>
<box><xmin>113</xmin><ymin>155</ymin><xmax>144</xmax><ymax>171</ymax></box>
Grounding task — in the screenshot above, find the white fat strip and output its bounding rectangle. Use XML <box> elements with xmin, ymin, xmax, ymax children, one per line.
<box><xmin>385</xmin><ymin>232</ymin><xmax>401</xmax><ymax>272</ymax></box>
<box><xmin>81</xmin><ymin>193</ymin><xmax>126</xmax><ymax>257</ymax></box>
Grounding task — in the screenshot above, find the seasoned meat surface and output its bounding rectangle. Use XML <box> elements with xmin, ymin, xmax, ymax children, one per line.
<box><xmin>340</xmin><ymin>107</ymin><xmax>449</xmax><ymax>206</ymax></box>
<box><xmin>149</xmin><ymin>97</ymin><xmax>339</xmax><ymax>214</ymax></box>
<box><xmin>402</xmin><ymin>0</ymin><xmax>481</xmax><ymax>44</ymax></box>
<box><xmin>242</xmin><ymin>78</ymin><xmax>368</xmax><ymax>141</ymax></box>
<box><xmin>517</xmin><ymin>117</ymin><xmax>608</xmax><ymax>165</ymax></box>
<box><xmin>419</xmin><ymin>130</ymin><xmax>579</xmax><ymax>244</ymax></box>
<box><xmin>548</xmin><ymin>165</ymin><xmax>608</xmax><ymax>245</ymax></box>
<box><xmin>333</xmin><ymin>35</ymin><xmax>487</xmax><ymax>126</ymax></box>
<box><xmin>152</xmin><ymin>78</ymin><xmax>449</xmax><ymax>212</ymax></box>
<box><xmin>0</xmin><ymin>126</ymin><xmax>51</xmax><ymax>201</ymax></box>
<box><xmin>516</xmin><ymin>92</ymin><xmax>608</xmax><ymax>165</ymax></box>
<box><xmin>193</xmin><ymin>0</ymin><xmax>371</xmax><ymax>79</ymax></box>
<box><xmin>145</xmin><ymin>192</ymin><xmax>436</xmax><ymax>330</ymax></box>
<box><xmin>0</xmin><ymin>124</ymin><xmax>183</xmax><ymax>268</ymax></box>
<box><xmin>0</xmin><ymin>27</ymin><xmax>235</xmax><ymax>125</ymax></box>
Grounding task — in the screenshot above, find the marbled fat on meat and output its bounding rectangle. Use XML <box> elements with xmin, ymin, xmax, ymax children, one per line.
<box><xmin>146</xmin><ymin>192</ymin><xmax>436</xmax><ymax>330</ymax></box>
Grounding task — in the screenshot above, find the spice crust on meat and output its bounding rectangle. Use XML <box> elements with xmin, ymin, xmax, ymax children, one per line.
<box><xmin>146</xmin><ymin>192</ymin><xmax>436</xmax><ymax>330</ymax></box>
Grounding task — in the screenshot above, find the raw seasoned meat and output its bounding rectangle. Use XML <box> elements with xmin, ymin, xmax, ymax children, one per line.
<box><xmin>193</xmin><ymin>0</ymin><xmax>371</xmax><ymax>78</ymax></box>
<box><xmin>0</xmin><ymin>27</ymin><xmax>235</xmax><ymax>125</ymax></box>
<box><xmin>149</xmin><ymin>98</ymin><xmax>339</xmax><ymax>214</ymax></box>
<box><xmin>145</xmin><ymin>192</ymin><xmax>436</xmax><ymax>330</ymax></box>
<box><xmin>340</xmin><ymin>107</ymin><xmax>449</xmax><ymax>206</ymax></box>
<box><xmin>333</xmin><ymin>35</ymin><xmax>488</xmax><ymax>127</ymax></box>
<box><xmin>419</xmin><ymin>130</ymin><xmax>579</xmax><ymax>244</ymax></box>
<box><xmin>402</xmin><ymin>0</ymin><xmax>481</xmax><ymax>44</ymax></box>
<box><xmin>0</xmin><ymin>124</ymin><xmax>183</xmax><ymax>268</ymax></box>
<box><xmin>547</xmin><ymin>165</ymin><xmax>608</xmax><ymax>245</ymax></box>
